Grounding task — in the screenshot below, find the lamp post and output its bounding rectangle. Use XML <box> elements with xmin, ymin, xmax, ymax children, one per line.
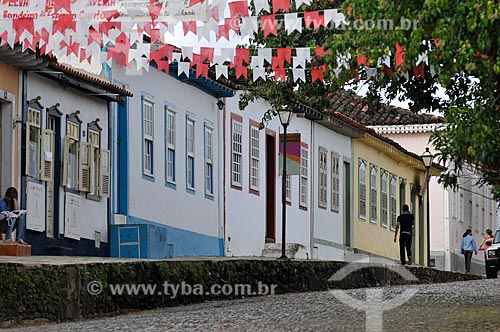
<box><xmin>421</xmin><ymin>147</ymin><xmax>434</xmax><ymax>267</ymax></box>
<box><xmin>279</xmin><ymin>107</ymin><xmax>293</xmax><ymax>260</ymax></box>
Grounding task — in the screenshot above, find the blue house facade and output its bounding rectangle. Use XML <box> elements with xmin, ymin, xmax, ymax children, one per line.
<box><xmin>110</xmin><ymin>63</ymin><xmax>234</xmax><ymax>258</ymax></box>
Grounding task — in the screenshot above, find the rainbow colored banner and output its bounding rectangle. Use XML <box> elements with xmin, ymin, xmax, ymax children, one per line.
<box><xmin>279</xmin><ymin>133</ymin><xmax>301</xmax><ymax>175</ymax></box>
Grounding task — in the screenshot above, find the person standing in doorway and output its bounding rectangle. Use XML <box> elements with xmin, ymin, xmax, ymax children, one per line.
<box><xmin>460</xmin><ymin>229</ymin><xmax>477</xmax><ymax>274</ymax></box>
<box><xmin>394</xmin><ymin>204</ymin><xmax>415</xmax><ymax>265</ymax></box>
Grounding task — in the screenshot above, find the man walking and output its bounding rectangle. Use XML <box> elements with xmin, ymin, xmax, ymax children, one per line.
<box><xmin>394</xmin><ymin>204</ymin><xmax>415</xmax><ymax>265</ymax></box>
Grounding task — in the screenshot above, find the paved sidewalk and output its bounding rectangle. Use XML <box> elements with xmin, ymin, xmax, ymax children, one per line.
<box><xmin>0</xmin><ymin>255</ymin><xmax>279</xmax><ymax>266</ymax></box>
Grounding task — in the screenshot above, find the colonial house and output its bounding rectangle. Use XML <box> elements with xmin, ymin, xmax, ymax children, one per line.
<box><xmin>334</xmin><ymin>89</ymin><xmax>497</xmax><ymax>272</ymax></box>
<box><xmin>110</xmin><ymin>62</ymin><xmax>234</xmax><ymax>258</ymax></box>
<box><xmin>224</xmin><ymin>93</ymin><xmax>365</xmax><ymax>260</ymax></box>
<box><xmin>324</xmin><ymin>104</ymin><xmax>436</xmax><ymax>265</ymax></box>
<box><xmin>0</xmin><ymin>48</ymin><xmax>22</xmax><ymax>198</ymax></box>
<box><xmin>21</xmin><ymin>61</ymin><xmax>132</xmax><ymax>256</ymax></box>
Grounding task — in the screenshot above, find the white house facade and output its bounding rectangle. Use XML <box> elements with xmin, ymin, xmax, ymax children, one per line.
<box><xmin>20</xmin><ymin>62</ymin><xmax>131</xmax><ymax>256</ymax></box>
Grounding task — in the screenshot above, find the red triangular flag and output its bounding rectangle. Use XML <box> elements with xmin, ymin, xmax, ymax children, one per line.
<box><xmin>217</xmin><ymin>24</ymin><xmax>229</xmax><ymax>41</ymax></box>
<box><xmin>272</xmin><ymin>56</ymin><xmax>283</xmax><ymax>69</ymax></box>
<box><xmin>235</xmin><ymin>48</ymin><xmax>250</xmax><ymax>65</ymax></box>
<box><xmin>235</xmin><ymin>64</ymin><xmax>248</xmax><ymax>79</ymax></box>
<box><xmin>311</xmin><ymin>65</ymin><xmax>325</xmax><ymax>82</ymax></box>
<box><xmin>414</xmin><ymin>65</ymin><xmax>424</xmax><ymax>78</ymax></box>
<box><xmin>357</xmin><ymin>55</ymin><xmax>368</xmax><ymax>66</ymax></box>
<box><xmin>156</xmin><ymin>59</ymin><xmax>170</xmax><ymax>73</ymax></box>
<box><xmin>261</xmin><ymin>14</ymin><xmax>277</xmax><ymax>38</ymax></box>
<box><xmin>277</xmin><ymin>48</ymin><xmax>292</xmax><ymax>65</ymax></box>
<box><xmin>229</xmin><ymin>1</ymin><xmax>249</xmax><ymax>18</ymax></box>
<box><xmin>200</xmin><ymin>47</ymin><xmax>214</xmax><ymax>63</ymax></box>
<box><xmin>148</xmin><ymin>3</ymin><xmax>163</xmax><ymax>21</ymax></box>
<box><xmin>196</xmin><ymin>63</ymin><xmax>209</xmax><ymax>78</ymax></box>
<box><xmin>274</xmin><ymin>68</ymin><xmax>287</xmax><ymax>81</ymax></box>
<box><xmin>395</xmin><ymin>43</ymin><xmax>406</xmax><ymax>68</ymax></box>
<box><xmin>53</xmin><ymin>14</ymin><xmax>76</xmax><ymax>34</ymax></box>
<box><xmin>304</xmin><ymin>11</ymin><xmax>324</xmax><ymax>30</ymax></box>
<box><xmin>272</xmin><ymin>0</ymin><xmax>290</xmax><ymax>13</ymax></box>
<box><xmin>182</xmin><ymin>21</ymin><xmax>197</xmax><ymax>36</ymax></box>
<box><xmin>188</xmin><ymin>0</ymin><xmax>205</xmax><ymax>7</ymax></box>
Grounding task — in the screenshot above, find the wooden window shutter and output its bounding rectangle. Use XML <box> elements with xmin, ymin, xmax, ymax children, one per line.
<box><xmin>79</xmin><ymin>141</ymin><xmax>91</xmax><ymax>192</ymax></box>
<box><xmin>39</xmin><ymin>129</ymin><xmax>55</xmax><ymax>182</ymax></box>
<box><xmin>100</xmin><ymin>149</ymin><xmax>110</xmax><ymax>197</ymax></box>
<box><xmin>62</xmin><ymin>136</ymin><xmax>70</xmax><ymax>187</ymax></box>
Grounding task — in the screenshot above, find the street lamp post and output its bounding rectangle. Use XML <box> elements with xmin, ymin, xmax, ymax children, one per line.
<box><xmin>421</xmin><ymin>147</ymin><xmax>434</xmax><ymax>267</ymax></box>
<box><xmin>279</xmin><ymin>107</ymin><xmax>293</xmax><ymax>260</ymax></box>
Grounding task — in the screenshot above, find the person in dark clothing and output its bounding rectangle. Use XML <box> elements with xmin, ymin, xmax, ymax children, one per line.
<box><xmin>394</xmin><ymin>204</ymin><xmax>415</xmax><ymax>265</ymax></box>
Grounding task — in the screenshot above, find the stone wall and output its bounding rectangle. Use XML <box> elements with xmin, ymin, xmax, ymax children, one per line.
<box><xmin>0</xmin><ymin>259</ymin><xmax>480</xmax><ymax>327</ymax></box>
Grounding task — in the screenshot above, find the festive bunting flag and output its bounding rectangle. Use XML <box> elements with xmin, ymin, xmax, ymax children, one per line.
<box><xmin>311</xmin><ymin>64</ymin><xmax>325</xmax><ymax>82</ymax></box>
<box><xmin>272</xmin><ymin>0</ymin><xmax>290</xmax><ymax>13</ymax></box>
<box><xmin>292</xmin><ymin>68</ymin><xmax>305</xmax><ymax>82</ymax></box>
<box><xmin>274</xmin><ymin>68</ymin><xmax>286</xmax><ymax>81</ymax></box>
<box><xmin>414</xmin><ymin>65</ymin><xmax>424</xmax><ymax>78</ymax></box>
<box><xmin>304</xmin><ymin>11</ymin><xmax>324</xmax><ymax>30</ymax></box>
<box><xmin>182</xmin><ymin>21</ymin><xmax>197</xmax><ymax>36</ymax></box>
<box><xmin>258</xmin><ymin>48</ymin><xmax>272</xmax><ymax>65</ymax></box>
<box><xmin>261</xmin><ymin>14</ymin><xmax>277</xmax><ymax>38</ymax></box>
<box><xmin>284</xmin><ymin>13</ymin><xmax>302</xmax><ymax>34</ymax></box>
<box><xmin>229</xmin><ymin>0</ymin><xmax>249</xmax><ymax>18</ymax></box>
<box><xmin>395</xmin><ymin>43</ymin><xmax>406</xmax><ymax>68</ymax></box>
<box><xmin>240</xmin><ymin>16</ymin><xmax>258</xmax><ymax>37</ymax></box>
<box><xmin>178</xmin><ymin>61</ymin><xmax>191</xmax><ymax>77</ymax></box>
<box><xmin>277</xmin><ymin>48</ymin><xmax>292</xmax><ymax>65</ymax></box>
<box><xmin>215</xmin><ymin>64</ymin><xmax>228</xmax><ymax>79</ymax></box>
<box><xmin>235</xmin><ymin>64</ymin><xmax>248</xmax><ymax>78</ymax></box>
<box><xmin>253</xmin><ymin>68</ymin><xmax>266</xmax><ymax>81</ymax></box>
<box><xmin>253</xmin><ymin>0</ymin><xmax>270</xmax><ymax>14</ymax></box>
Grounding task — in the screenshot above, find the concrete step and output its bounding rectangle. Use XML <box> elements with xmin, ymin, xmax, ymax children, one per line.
<box><xmin>0</xmin><ymin>242</ymin><xmax>31</xmax><ymax>256</ymax></box>
<box><xmin>262</xmin><ymin>243</ymin><xmax>308</xmax><ymax>259</ymax></box>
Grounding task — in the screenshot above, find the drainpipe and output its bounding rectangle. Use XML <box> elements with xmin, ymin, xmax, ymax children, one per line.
<box><xmin>19</xmin><ymin>70</ymin><xmax>27</xmax><ymax>210</ymax></box>
<box><xmin>107</xmin><ymin>100</ymin><xmax>113</xmax><ymax>256</ymax></box>
<box><xmin>218</xmin><ymin>97</ymin><xmax>226</xmax><ymax>257</ymax></box>
<box><xmin>310</xmin><ymin>121</ymin><xmax>315</xmax><ymax>259</ymax></box>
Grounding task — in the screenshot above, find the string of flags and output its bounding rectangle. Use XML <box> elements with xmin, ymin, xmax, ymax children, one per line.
<box><xmin>0</xmin><ymin>0</ymin><xmax>428</xmax><ymax>83</ymax></box>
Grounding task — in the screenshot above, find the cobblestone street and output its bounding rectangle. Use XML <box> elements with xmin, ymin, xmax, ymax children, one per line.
<box><xmin>7</xmin><ymin>278</ymin><xmax>500</xmax><ymax>332</ymax></box>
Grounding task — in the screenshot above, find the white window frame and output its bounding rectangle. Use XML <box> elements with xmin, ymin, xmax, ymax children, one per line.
<box><xmin>26</xmin><ymin>107</ymin><xmax>41</xmax><ymax>179</ymax></box>
<box><xmin>390</xmin><ymin>174</ymin><xmax>397</xmax><ymax>230</ymax></box>
<box><xmin>300</xmin><ymin>146</ymin><xmax>308</xmax><ymax>208</ymax></box>
<box><xmin>88</xmin><ymin>128</ymin><xmax>100</xmax><ymax>197</ymax></box>
<box><xmin>250</xmin><ymin>125</ymin><xmax>260</xmax><ymax>192</ymax></box>
<box><xmin>142</xmin><ymin>98</ymin><xmax>154</xmax><ymax>176</ymax></box>
<box><xmin>186</xmin><ymin>117</ymin><xmax>195</xmax><ymax>190</ymax></box>
<box><xmin>166</xmin><ymin>109</ymin><xmax>176</xmax><ymax>184</ymax></box>
<box><xmin>318</xmin><ymin>147</ymin><xmax>328</xmax><ymax>209</ymax></box>
<box><xmin>370</xmin><ymin>164</ymin><xmax>378</xmax><ymax>224</ymax></box>
<box><xmin>286</xmin><ymin>175</ymin><xmax>292</xmax><ymax>203</ymax></box>
<box><xmin>359</xmin><ymin>159</ymin><xmax>367</xmax><ymax>219</ymax></box>
<box><xmin>381</xmin><ymin>169</ymin><xmax>388</xmax><ymax>227</ymax></box>
<box><xmin>64</xmin><ymin>120</ymin><xmax>80</xmax><ymax>190</ymax></box>
<box><xmin>205</xmin><ymin>124</ymin><xmax>214</xmax><ymax>196</ymax></box>
<box><xmin>331</xmin><ymin>152</ymin><xmax>340</xmax><ymax>212</ymax></box>
<box><xmin>231</xmin><ymin>119</ymin><xmax>243</xmax><ymax>188</ymax></box>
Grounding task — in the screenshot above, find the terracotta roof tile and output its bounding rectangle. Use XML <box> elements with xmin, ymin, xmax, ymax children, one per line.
<box><xmin>50</xmin><ymin>62</ymin><xmax>133</xmax><ymax>97</ymax></box>
<box><xmin>327</xmin><ymin>89</ymin><xmax>443</xmax><ymax>126</ymax></box>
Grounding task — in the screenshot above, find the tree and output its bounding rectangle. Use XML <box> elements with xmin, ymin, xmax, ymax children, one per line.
<box><xmin>243</xmin><ymin>0</ymin><xmax>500</xmax><ymax>194</ymax></box>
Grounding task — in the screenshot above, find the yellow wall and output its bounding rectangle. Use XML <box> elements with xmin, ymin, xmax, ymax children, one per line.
<box><xmin>353</xmin><ymin>134</ymin><xmax>428</xmax><ymax>265</ymax></box>
<box><xmin>0</xmin><ymin>62</ymin><xmax>20</xmax><ymax>188</ymax></box>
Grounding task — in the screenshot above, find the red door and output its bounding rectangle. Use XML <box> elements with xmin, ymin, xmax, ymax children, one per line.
<box><xmin>265</xmin><ymin>134</ymin><xmax>276</xmax><ymax>242</ymax></box>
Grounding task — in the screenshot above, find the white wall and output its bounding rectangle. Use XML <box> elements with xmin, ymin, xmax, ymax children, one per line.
<box><xmin>311</xmin><ymin>122</ymin><xmax>352</xmax><ymax>260</ymax></box>
<box><xmin>27</xmin><ymin>73</ymin><xmax>109</xmax><ymax>242</ymax></box>
<box><xmin>112</xmin><ymin>67</ymin><xmax>222</xmax><ymax>239</ymax></box>
<box><xmin>224</xmin><ymin>93</ymin><xmax>311</xmax><ymax>257</ymax></box>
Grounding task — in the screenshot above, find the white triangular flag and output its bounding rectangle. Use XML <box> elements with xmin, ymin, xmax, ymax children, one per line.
<box><xmin>199</xmin><ymin>19</ymin><xmax>218</xmax><ymax>42</ymax></box>
<box><xmin>250</xmin><ymin>56</ymin><xmax>262</xmax><ymax>69</ymax></box>
<box><xmin>181</xmin><ymin>46</ymin><xmax>193</xmax><ymax>61</ymax></box>
<box><xmin>366</xmin><ymin>68</ymin><xmax>377</xmax><ymax>79</ymax></box>
<box><xmin>285</xmin><ymin>13</ymin><xmax>302</xmax><ymax>34</ymax></box>
<box><xmin>253</xmin><ymin>68</ymin><xmax>266</xmax><ymax>81</ymax></box>
<box><xmin>253</xmin><ymin>0</ymin><xmax>270</xmax><ymax>14</ymax></box>
<box><xmin>171</xmin><ymin>52</ymin><xmax>182</xmax><ymax>63</ymax></box>
<box><xmin>292</xmin><ymin>69</ymin><xmax>305</xmax><ymax>82</ymax></box>
<box><xmin>331</xmin><ymin>9</ymin><xmax>346</xmax><ymax>28</ymax></box>
<box><xmin>221</xmin><ymin>48</ymin><xmax>235</xmax><ymax>63</ymax></box>
<box><xmin>296</xmin><ymin>47</ymin><xmax>311</xmax><ymax>62</ymax></box>
<box><xmin>240</xmin><ymin>17</ymin><xmax>259</xmax><ymax>38</ymax></box>
<box><xmin>416</xmin><ymin>53</ymin><xmax>429</xmax><ymax>66</ymax></box>
<box><xmin>178</xmin><ymin>61</ymin><xmax>191</xmax><ymax>77</ymax></box>
<box><xmin>295</xmin><ymin>0</ymin><xmax>311</xmax><ymax>8</ymax></box>
<box><xmin>215</xmin><ymin>64</ymin><xmax>228</xmax><ymax>79</ymax></box>
<box><xmin>292</xmin><ymin>56</ymin><xmax>305</xmax><ymax>69</ymax></box>
<box><xmin>258</xmin><ymin>48</ymin><xmax>272</xmax><ymax>65</ymax></box>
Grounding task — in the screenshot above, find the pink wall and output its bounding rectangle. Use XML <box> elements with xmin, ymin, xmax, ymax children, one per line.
<box><xmin>384</xmin><ymin>132</ymin><xmax>445</xmax><ymax>248</ymax></box>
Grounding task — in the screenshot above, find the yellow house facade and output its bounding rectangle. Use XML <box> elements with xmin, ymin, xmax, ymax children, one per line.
<box><xmin>0</xmin><ymin>60</ymin><xmax>20</xmax><ymax>194</ymax></box>
<box><xmin>353</xmin><ymin>132</ymin><xmax>435</xmax><ymax>266</ymax></box>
